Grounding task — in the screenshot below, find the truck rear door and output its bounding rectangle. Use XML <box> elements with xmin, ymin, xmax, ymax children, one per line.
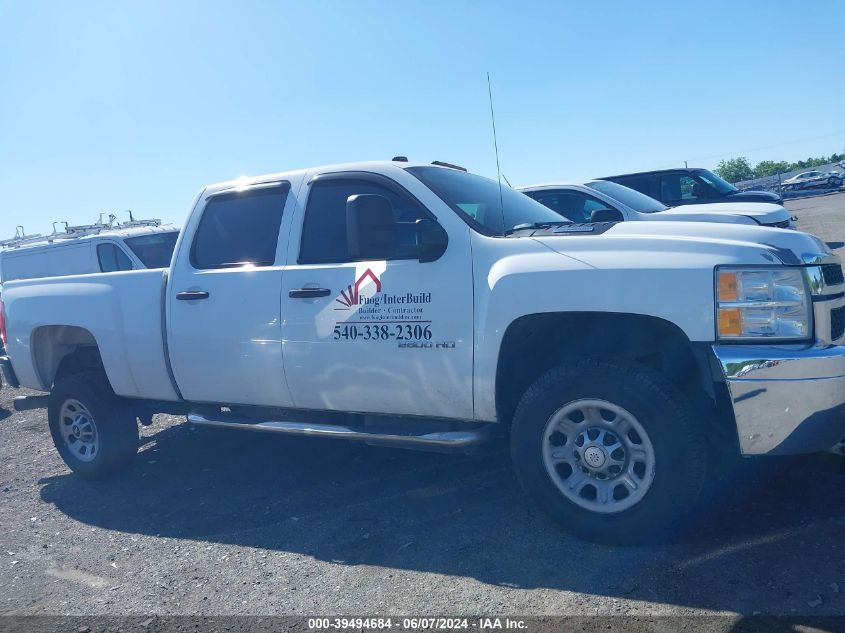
<box><xmin>166</xmin><ymin>182</ymin><xmax>295</xmax><ymax>407</ymax></box>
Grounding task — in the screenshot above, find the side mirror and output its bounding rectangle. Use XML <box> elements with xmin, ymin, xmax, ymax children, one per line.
<box><xmin>414</xmin><ymin>218</ymin><xmax>448</xmax><ymax>263</ymax></box>
<box><xmin>346</xmin><ymin>194</ymin><xmax>398</xmax><ymax>260</ymax></box>
<box><xmin>590</xmin><ymin>207</ymin><xmax>624</xmax><ymax>223</ymax></box>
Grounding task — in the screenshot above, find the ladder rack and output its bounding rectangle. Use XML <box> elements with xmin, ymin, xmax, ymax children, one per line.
<box><xmin>1</xmin><ymin>212</ymin><xmax>165</xmax><ymax>250</ymax></box>
<box><xmin>119</xmin><ymin>210</ymin><xmax>161</xmax><ymax>229</ymax></box>
<box><xmin>0</xmin><ymin>226</ymin><xmax>45</xmax><ymax>249</ymax></box>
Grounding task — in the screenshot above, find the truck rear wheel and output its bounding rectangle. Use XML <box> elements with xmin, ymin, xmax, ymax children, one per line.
<box><xmin>48</xmin><ymin>371</ymin><xmax>139</xmax><ymax>478</ymax></box>
<box><xmin>510</xmin><ymin>358</ymin><xmax>708</xmax><ymax>544</ymax></box>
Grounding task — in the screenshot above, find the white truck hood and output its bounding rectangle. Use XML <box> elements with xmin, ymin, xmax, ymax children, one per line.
<box><xmin>652</xmin><ymin>202</ymin><xmax>791</xmax><ymax>225</ymax></box>
<box><xmin>532</xmin><ymin>220</ymin><xmax>830</xmax><ymax>267</ymax></box>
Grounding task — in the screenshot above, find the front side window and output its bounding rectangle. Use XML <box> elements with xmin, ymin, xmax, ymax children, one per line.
<box><xmin>125</xmin><ymin>231</ymin><xmax>179</xmax><ymax>269</ymax></box>
<box><xmin>191</xmin><ymin>185</ymin><xmax>288</xmax><ymax>269</ymax></box>
<box><xmin>407</xmin><ymin>166</ymin><xmax>565</xmax><ymax>235</ymax></box>
<box><xmin>97</xmin><ymin>243</ymin><xmax>134</xmax><ymax>272</ymax></box>
<box><xmin>299</xmin><ymin>178</ymin><xmax>427</xmax><ymax>264</ymax></box>
<box><xmin>680</xmin><ymin>175</ymin><xmax>700</xmax><ymax>200</ymax></box>
<box><xmin>657</xmin><ymin>173</ymin><xmax>690</xmax><ymax>203</ymax></box>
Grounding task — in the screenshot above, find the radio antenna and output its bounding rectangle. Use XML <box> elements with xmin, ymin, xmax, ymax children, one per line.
<box><xmin>487</xmin><ymin>72</ymin><xmax>505</xmax><ymax>223</ymax></box>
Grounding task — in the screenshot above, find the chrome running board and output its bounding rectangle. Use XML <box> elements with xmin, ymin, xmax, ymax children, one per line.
<box><xmin>187</xmin><ymin>412</ymin><xmax>495</xmax><ymax>451</ymax></box>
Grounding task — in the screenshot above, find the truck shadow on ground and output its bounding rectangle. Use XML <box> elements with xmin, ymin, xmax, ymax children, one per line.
<box><xmin>38</xmin><ymin>420</ymin><xmax>845</xmax><ymax>613</ymax></box>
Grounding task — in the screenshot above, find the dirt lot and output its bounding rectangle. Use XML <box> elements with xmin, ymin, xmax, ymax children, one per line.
<box><xmin>2</xmin><ymin>193</ymin><xmax>845</xmax><ymax>619</ymax></box>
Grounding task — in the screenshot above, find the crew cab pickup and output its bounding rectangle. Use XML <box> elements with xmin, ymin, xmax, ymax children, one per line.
<box><xmin>2</xmin><ymin>160</ymin><xmax>845</xmax><ymax>542</ymax></box>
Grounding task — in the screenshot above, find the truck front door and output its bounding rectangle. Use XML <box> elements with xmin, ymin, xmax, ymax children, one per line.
<box><xmin>167</xmin><ymin>182</ymin><xmax>295</xmax><ymax>407</ymax></box>
<box><xmin>280</xmin><ymin>171</ymin><xmax>474</xmax><ymax>419</ymax></box>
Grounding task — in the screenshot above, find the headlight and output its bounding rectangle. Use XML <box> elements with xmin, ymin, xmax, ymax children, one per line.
<box><xmin>716</xmin><ymin>267</ymin><xmax>811</xmax><ymax>341</ymax></box>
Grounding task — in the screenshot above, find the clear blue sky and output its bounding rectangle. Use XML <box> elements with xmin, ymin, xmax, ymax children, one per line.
<box><xmin>1</xmin><ymin>0</ymin><xmax>844</xmax><ymax>237</ymax></box>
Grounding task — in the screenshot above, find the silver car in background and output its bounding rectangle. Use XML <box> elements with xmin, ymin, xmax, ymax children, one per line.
<box><xmin>782</xmin><ymin>170</ymin><xmax>844</xmax><ymax>190</ymax></box>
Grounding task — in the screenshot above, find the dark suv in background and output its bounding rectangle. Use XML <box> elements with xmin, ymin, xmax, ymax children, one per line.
<box><xmin>601</xmin><ymin>167</ymin><xmax>783</xmax><ymax>206</ymax></box>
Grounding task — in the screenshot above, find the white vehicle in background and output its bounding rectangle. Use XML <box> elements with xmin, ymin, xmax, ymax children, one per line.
<box><xmin>781</xmin><ymin>170</ymin><xmax>844</xmax><ymax>191</ymax></box>
<box><xmin>520</xmin><ymin>180</ymin><xmax>796</xmax><ymax>229</ymax></box>
<box><xmin>0</xmin><ymin>216</ymin><xmax>179</xmax><ymax>283</ymax></box>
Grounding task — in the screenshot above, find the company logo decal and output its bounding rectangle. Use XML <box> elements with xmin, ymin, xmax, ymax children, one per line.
<box><xmin>329</xmin><ymin>266</ymin><xmax>448</xmax><ymax>348</ymax></box>
<box><xmin>335</xmin><ymin>268</ymin><xmax>382</xmax><ymax>309</ymax></box>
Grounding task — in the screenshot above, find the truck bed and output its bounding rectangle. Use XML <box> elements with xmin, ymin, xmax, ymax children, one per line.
<box><xmin>2</xmin><ymin>269</ymin><xmax>178</xmax><ymax>401</ymax></box>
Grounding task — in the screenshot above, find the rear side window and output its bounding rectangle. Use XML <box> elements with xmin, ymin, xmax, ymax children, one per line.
<box><xmin>97</xmin><ymin>243</ymin><xmax>134</xmax><ymax>272</ymax></box>
<box><xmin>191</xmin><ymin>185</ymin><xmax>289</xmax><ymax>269</ymax></box>
<box><xmin>299</xmin><ymin>178</ymin><xmax>427</xmax><ymax>264</ymax></box>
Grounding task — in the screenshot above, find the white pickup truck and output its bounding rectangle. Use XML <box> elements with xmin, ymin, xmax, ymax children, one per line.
<box><xmin>2</xmin><ymin>160</ymin><xmax>845</xmax><ymax>542</ymax></box>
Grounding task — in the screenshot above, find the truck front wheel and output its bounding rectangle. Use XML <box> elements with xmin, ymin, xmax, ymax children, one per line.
<box><xmin>48</xmin><ymin>371</ymin><xmax>139</xmax><ymax>478</ymax></box>
<box><xmin>510</xmin><ymin>358</ymin><xmax>708</xmax><ymax>543</ymax></box>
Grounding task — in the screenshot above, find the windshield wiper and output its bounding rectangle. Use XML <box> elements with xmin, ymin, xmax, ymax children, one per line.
<box><xmin>505</xmin><ymin>221</ymin><xmax>572</xmax><ymax>235</ymax></box>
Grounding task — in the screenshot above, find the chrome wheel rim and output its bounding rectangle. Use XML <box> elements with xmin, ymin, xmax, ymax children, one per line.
<box><xmin>59</xmin><ymin>398</ymin><xmax>99</xmax><ymax>463</ymax></box>
<box><xmin>542</xmin><ymin>399</ymin><xmax>656</xmax><ymax>514</ymax></box>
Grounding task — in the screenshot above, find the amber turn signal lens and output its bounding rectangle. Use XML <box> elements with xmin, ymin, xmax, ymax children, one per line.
<box><xmin>718</xmin><ymin>308</ymin><xmax>742</xmax><ymax>336</ymax></box>
<box><xmin>718</xmin><ymin>271</ymin><xmax>738</xmax><ymax>302</ymax></box>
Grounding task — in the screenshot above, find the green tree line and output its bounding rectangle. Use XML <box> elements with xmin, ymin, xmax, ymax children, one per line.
<box><xmin>714</xmin><ymin>150</ymin><xmax>845</xmax><ymax>183</ymax></box>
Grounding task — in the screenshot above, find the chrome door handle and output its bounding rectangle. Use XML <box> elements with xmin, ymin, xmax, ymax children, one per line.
<box><xmin>289</xmin><ymin>288</ymin><xmax>331</xmax><ymax>299</ymax></box>
<box><xmin>176</xmin><ymin>290</ymin><xmax>210</xmax><ymax>300</ymax></box>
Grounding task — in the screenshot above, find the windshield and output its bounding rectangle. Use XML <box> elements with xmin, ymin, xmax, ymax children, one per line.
<box><xmin>124</xmin><ymin>231</ymin><xmax>179</xmax><ymax>268</ymax></box>
<box><xmin>695</xmin><ymin>169</ymin><xmax>738</xmax><ymax>194</ymax></box>
<box><xmin>407</xmin><ymin>166</ymin><xmax>567</xmax><ymax>235</ymax></box>
<box><xmin>585</xmin><ymin>180</ymin><xmax>667</xmax><ymax>213</ymax></box>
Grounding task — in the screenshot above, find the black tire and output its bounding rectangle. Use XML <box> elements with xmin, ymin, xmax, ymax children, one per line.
<box><xmin>48</xmin><ymin>371</ymin><xmax>139</xmax><ymax>478</ymax></box>
<box><xmin>510</xmin><ymin>358</ymin><xmax>708</xmax><ymax>544</ymax></box>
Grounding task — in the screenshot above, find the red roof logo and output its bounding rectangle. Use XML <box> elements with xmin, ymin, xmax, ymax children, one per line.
<box><xmin>336</xmin><ymin>268</ymin><xmax>381</xmax><ymax>308</ymax></box>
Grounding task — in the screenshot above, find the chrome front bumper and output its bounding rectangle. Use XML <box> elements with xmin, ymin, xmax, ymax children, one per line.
<box><xmin>714</xmin><ymin>344</ymin><xmax>845</xmax><ymax>455</ymax></box>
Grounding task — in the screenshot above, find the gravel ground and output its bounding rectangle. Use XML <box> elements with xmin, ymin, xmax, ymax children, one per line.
<box><xmin>2</xmin><ymin>193</ymin><xmax>845</xmax><ymax>620</ymax></box>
